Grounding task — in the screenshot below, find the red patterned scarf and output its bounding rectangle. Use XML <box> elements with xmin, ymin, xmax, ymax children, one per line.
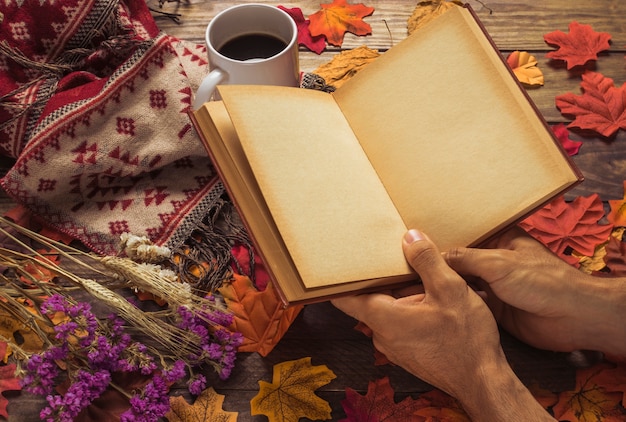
<box><xmin>0</xmin><ymin>0</ymin><xmax>240</xmax><ymax>287</ymax></box>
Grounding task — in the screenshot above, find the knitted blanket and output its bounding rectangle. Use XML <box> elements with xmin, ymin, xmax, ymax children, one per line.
<box><xmin>0</xmin><ymin>0</ymin><xmax>226</xmax><ymax>263</ymax></box>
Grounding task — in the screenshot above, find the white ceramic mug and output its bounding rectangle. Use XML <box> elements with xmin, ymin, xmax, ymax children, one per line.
<box><xmin>192</xmin><ymin>4</ymin><xmax>300</xmax><ymax>110</ymax></box>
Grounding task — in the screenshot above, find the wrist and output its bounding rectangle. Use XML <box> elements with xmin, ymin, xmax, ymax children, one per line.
<box><xmin>456</xmin><ymin>354</ymin><xmax>555</xmax><ymax>421</ymax></box>
<box><xmin>574</xmin><ymin>275</ymin><xmax>626</xmax><ymax>357</ymax></box>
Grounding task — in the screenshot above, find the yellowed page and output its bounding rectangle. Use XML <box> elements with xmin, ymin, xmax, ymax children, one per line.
<box><xmin>217</xmin><ymin>85</ymin><xmax>412</xmax><ymax>289</ymax></box>
<box><xmin>334</xmin><ymin>6</ymin><xmax>579</xmax><ymax>250</ymax></box>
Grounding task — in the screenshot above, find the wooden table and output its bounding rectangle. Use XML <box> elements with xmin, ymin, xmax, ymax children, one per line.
<box><xmin>4</xmin><ymin>0</ymin><xmax>626</xmax><ymax>420</ymax></box>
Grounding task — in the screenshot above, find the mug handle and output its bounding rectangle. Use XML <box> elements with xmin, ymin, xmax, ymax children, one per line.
<box><xmin>192</xmin><ymin>68</ymin><xmax>228</xmax><ymax>110</ymax></box>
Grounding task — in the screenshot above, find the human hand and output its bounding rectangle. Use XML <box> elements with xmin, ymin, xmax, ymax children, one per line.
<box><xmin>445</xmin><ymin>227</ymin><xmax>626</xmax><ymax>356</ymax></box>
<box><xmin>332</xmin><ymin>229</ymin><xmax>504</xmax><ymax>401</ymax></box>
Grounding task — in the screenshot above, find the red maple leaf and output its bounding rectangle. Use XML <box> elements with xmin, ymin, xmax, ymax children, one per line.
<box><xmin>551</xmin><ymin>123</ymin><xmax>582</xmax><ymax>156</ymax></box>
<box><xmin>278</xmin><ymin>6</ymin><xmax>327</xmax><ymax>54</ymax></box>
<box><xmin>0</xmin><ymin>362</ymin><xmax>21</xmax><ymax>419</ymax></box>
<box><xmin>607</xmin><ymin>181</ymin><xmax>626</xmax><ymax>227</ymax></box>
<box><xmin>556</xmin><ymin>71</ymin><xmax>626</xmax><ymax>138</ymax></box>
<box><xmin>340</xmin><ymin>377</ymin><xmax>424</xmax><ymax>422</ymax></box>
<box><xmin>544</xmin><ymin>22</ymin><xmax>611</xmax><ymax>69</ymax></box>
<box><xmin>519</xmin><ymin>195</ymin><xmax>613</xmax><ymax>263</ymax></box>
<box><xmin>309</xmin><ymin>0</ymin><xmax>375</xmax><ymax>47</ymax></box>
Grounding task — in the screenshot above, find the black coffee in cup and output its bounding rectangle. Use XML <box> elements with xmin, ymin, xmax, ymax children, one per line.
<box><xmin>218</xmin><ymin>33</ymin><xmax>288</xmax><ymax>61</ymax></box>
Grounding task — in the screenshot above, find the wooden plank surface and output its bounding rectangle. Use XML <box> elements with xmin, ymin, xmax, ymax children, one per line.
<box><xmin>3</xmin><ymin>1</ymin><xmax>625</xmax><ymax>420</ymax></box>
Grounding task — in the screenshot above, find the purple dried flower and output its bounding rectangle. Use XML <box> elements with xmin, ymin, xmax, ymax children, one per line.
<box><xmin>187</xmin><ymin>374</ymin><xmax>206</xmax><ymax>395</ymax></box>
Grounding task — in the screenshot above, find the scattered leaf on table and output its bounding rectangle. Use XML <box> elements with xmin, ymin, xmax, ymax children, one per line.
<box><xmin>309</xmin><ymin>0</ymin><xmax>375</xmax><ymax>47</ymax></box>
<box><xmin>608</xmin><ymin>181</ymin><xmax>626</xmax><ymax>227</ymax></box>
<box><xmin>573</xmin><ymin>240</ymin><xmax>608</xmax><ymax>274</ymax></box>
<box><xmin>251</xmin><ymin>357</ymin><xmax>336</xmax><ymax>422</ymax></box>
<box><xmin>544</xmin><ymin>22</ymin><xmax>611</xmax><ymax>69</ymax></box>
<box><xmin>278</xmin><ymin>6</ymin><xmax>327</xmax><ymax>54</ymax></box>
<box><xmin>313</xmin><ymin>45</ymin><xmax>380</xmax><ymax>88</ymax></box>
<box><xmin>218</xmin><ymin>274</ymin><xmax>302</xmax><ymax>357</ymax></box>
<box><xmin>519</xmin><ymin>194</ymin><xmax>613</xmax><ymax>264</ymax></box>
<box><xmin>340</xmin><ymin>377</ymin><xmax>423</xmax><ymax>422</ymax></box>
<box><xmin>592</xmin><ymin>361</ymin><xmax>626</xmax><ymax>404</ymax></box>
<box><xmin>413</xmin><ymin>388</ymin><xmax>470</xmax><ymax>421</ymax></box>
<box><xmin>0</xmin><ymin>363</ymin><xmax>20</xmax><ymax>419</ymax></box>
<box><xmin>552</xmin><ymin>123</ymin><xmax>582</xmax><ymax>156</ymax></box>
<box><xmin>407</xmin><ymin>0</ymin><xmax>462</xmax><ymax>35</ymax></box>
<box><xmin>506</xmin><ymin>51</ymin><xmax>544</xmax><ymax>86</ymax></box>
<box><xmin>603</xmin><ymin>235</ymin><xmax>626</xmax><ymax>276</ymax></box>
<box><xmin>556</xmin><ymin>71</ymin><xmax>626</xmax><ymax>138</ymax></box>
<box><xmin>552</xmin><ymin>363</ymin><xmax>626</xmax><ymax>421</ymax></box>
<box><xmin>167</xmin><ymin>387</ymin><xmax>238</xmax><ymax>422</ymax></box>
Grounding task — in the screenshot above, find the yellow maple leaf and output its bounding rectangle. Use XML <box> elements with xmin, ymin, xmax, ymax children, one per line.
<box><xmin>506</xmin><ymin>51</ymin><xmax>545</xmax><ymax>86</ymax></box>
<box><xmin>251</xmin><ymin>357</ymin><xmax>336</xmax><ymax>422</ymax></box>
<box><xmin>166</xmin><ymin>387</ymin><xmax>237</xmax><ymax>422</ymax></box>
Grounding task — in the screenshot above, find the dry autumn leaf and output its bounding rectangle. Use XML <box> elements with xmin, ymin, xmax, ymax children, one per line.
<box><xmin>544</xmin><ymin>21</ymin><xmax>611</xmax><ymax>69</ymax></box>
<box><xmin>552</xmin><ymin>364</ymin><xmax>626</xmax><ymax>421</ymax></box>
<box><xmin>251</xmin><ymin>357</ymin><xmax>336</xmax><ymax>422</ymax></box>
<box><xmin>309</xmin><ymin>0</ymin><xmax>375</xmax><ymax>47</ymax></box>
<box><xmin>556</xmin><ymin>71</ymin><xmax>626</xmax><ymax>138</ymax></box>
<box><xmin>519</xmin><ymin>194</ymin><xmax>613</xmax><ymax>265</ymax></box>
<box><xmin>413</xmin><ymin>388</ymin><xmax>470</xmax><ymax>421</ymax></box>
<box><xmin>278</xmin><ymin>6</ymin><xmax>326</xmax><ymax>54</ymax></box>
<box><xmin>218</xmin><ymin>274</ymin><xmax>302</xmax><ymax>357</ymax></box>
<box><xmin>313</xmin><ymin>45</ymin><xmax>380</xmax><ymax>88</ymax></box>
<box><xmin>407</xmin><ymin>0</ymin><xmax>462</xmax><ymax>35</ymax></box>
<box><xmin>506</xmin><ymin>51</ymin><xmax>544</xmax><ymax>87</ymax></box>
<box><xmin>608</xmin><ymin>181</ymin><xmax>626</xmax><ymax>227</ymax></box>
<box><xmin>0</xmin><ymin>363</ymin><xmax>20</xmax><ymax>419</ymax></box>
<box><xmin>340</xmin><ymin>377</ymin><xmax>425</xmax><ymax>421</ymax></box>
<box><xmin>551</xmin><ymin>123</ymin><xmax>582</xmax><ymax>156</ymax></box>
<box><xmin>603</xmin><ymin>234</ymin><xmax>626</xmax><ymax>276</ymax></box>
<box><xmin>167</xmin><ymin>387</ymin><xmax>238</xmax><ymax>422</ymax></box>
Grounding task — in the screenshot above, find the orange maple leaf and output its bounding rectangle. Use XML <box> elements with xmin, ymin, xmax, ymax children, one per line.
<box><xmin>552</xmin><ymin>363</ymin><xmax>626</xmax><ymax>421</ymax></box>
<box><xmin>556</xmin><ymin>71</ymin><xmax>626</xmax><ymax>138</ymax></box>
<box><xmin>544</xmin><ymin>21</ymin><xmax>611</xmax><ymax>69</ymax></box>
<box><xmin>251</xmin><ymin>357</ymin><xmax>336</xmax><ymax>422</ymax></box>
<box><xmin>519</xmin><ymin>194</ymin><xmax>613</xmax><ymax>263</ymax></box>
<box><xmin>506</xmin><ymin>51</ymin><xmax>544</xmax><ymax>86</ymax></box>
<box><xmin>309</xmin><ymin>0</ymin><xmax>375</xmax><ymax>47</ymax></box>
<box><xmin>166</xmin><ymin>387</ymin><xmax>237</xmax><ymax>422</ymax></box>
<box><xmin>607</xmin><ymin>181</ymin><xmax>626</xmax><ymax>227</ymax></box>
<box><xmin>218</xmin><ymin>274</ymin><xmax>302</xmax><ymax>356</ymax></box>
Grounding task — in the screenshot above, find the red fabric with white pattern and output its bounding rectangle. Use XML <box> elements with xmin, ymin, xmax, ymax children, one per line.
<box><xmin>0</xmin><ymin>0</ymin><xmax>223</xmax><ymax>255</ymax></box>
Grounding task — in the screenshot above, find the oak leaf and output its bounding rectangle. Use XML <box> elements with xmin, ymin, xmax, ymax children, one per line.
<box><xmin>552</xmin><ymin>123</ymin><xmax>582</xmax><ymax>156</ymax></box>
<box><xmin>308</xmin><ymin>0</ymin><xmax>375</xmax><ymax>47</ymax></box>
<box><xmin>313</xmin><ymin>45</ymin><xmax>380</xmax><ymax>89</ymax></box>
<box><xmin>0</xmin><ymin>363</ymin><xmax>20</xmax><ymax>419</ymax></box>
<box><xmin>519</xmin><ymin>194</ymin><xmax>613</xmax><ymax>264</ymax></box>
<box><xmin>544</xmin><ymin>22</ymin><xmax>611</xmax><ymax>69</ymax></box>
<box><xmin>340</xmin><ymin>377</ymin><xmax>424</xmax><ymax>421</ymax></box>
<box><xmin>167</xmin><ymin>387</ymin><xmax>237</xmax><ymax>422</ymax></box>
<box><xmin>556</xmin><ymin>71</ymin><xmax>626</xmax><ymax>138</ymax></box>
<box><xmin>552</xmin><ymin>364</ymin><xmax>626</xmax><ymax>421</ymax></box>
<box><xmin>278</xmin><ymin>6</ymin><xmax>326</xmax><ymax>54</ymax></box>
<box><xmin>218</xmin><ymin>274</ymin><xmax>302</xmax><ymax>357</ymax></box>
<box><xmin>506</xmin><ymin>51</ymin><xmax>544</xmax><ymax>87</ymax></box>
<box><xmin>251</xmin><ymin>357</ymin><xmax>336</xmax><ymax>422</ymax></box>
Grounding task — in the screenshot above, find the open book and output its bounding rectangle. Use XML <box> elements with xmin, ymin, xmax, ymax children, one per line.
<box><xmin>190</xmin><ymin>4</ymin><xmax>583</xmax><ymax>306</ymax></box>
